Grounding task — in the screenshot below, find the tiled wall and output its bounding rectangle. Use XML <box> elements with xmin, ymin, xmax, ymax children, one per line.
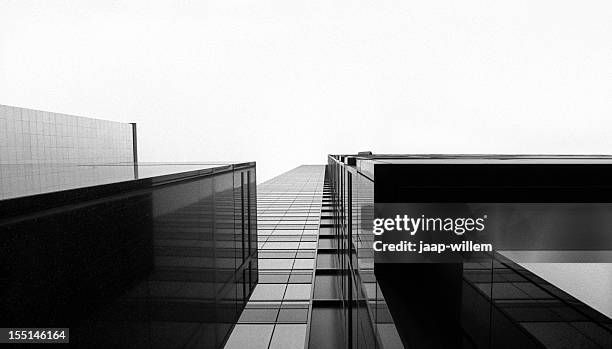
<box><xmin>0</xmin><ymin>104</ymin><xmax>133</xmax><ymax>165</ymax></box>
<box><xmin>0</xmin><ymin>104</ymin><xmax>135</xmax><ymax>199</ymax></box>
<box><xmin>224</xmin><ymin>165</ymin><xmax>324</xmax><ymax>349</ymax></box>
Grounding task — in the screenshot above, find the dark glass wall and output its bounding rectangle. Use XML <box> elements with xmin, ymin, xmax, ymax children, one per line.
<box><xmin>0</xmin><ymin>163</ymin><xmax>257</xmax><ymax>348</ymax></box>
<box><xmin>327</xmin><ymin>155</ymin><xmax>612</xmax><ymax>349</ymax></box>
<box><xmin>326</xmin><ymin>156</ymin><xmax>403</xmax><ymax>349</ymax></box>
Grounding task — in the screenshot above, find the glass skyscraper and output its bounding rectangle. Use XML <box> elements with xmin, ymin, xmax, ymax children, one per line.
<box><xmin>2</xmin><ymin>105</ymin><xmax>611</xmax><ymax>348</ymax></box>
<box><xmin>0</xmin><ymin>105</ymin><xmax>257</xmax><ymax>348</ymax></box>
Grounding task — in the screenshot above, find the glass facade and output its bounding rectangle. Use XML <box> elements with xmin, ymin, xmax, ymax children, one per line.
<box><xmin>0</xmin><ymin>104</ymin><xmax>135</xmax><ymax>199</ymax></box>
<box><xmin>223</xmin><ymin>164</ymin><xmax>404</xmax><ymax>349</ymax></box>
<box><xmin>224</xmin><ymin>165</ymin><xmax>324</xmax><ymax>349</ymax></box>
<box><xmin>0</xmin><ymin>105</ymin><xmax>257</xmax><ymax>348</ymax></box>
<box><xmin>0</xmin><ymin>162</ymin><xmax>257</xmax><ymax>348</ymax></box>
<box><xmin>3</xmin><ymin>103</ymin><xmax>610</xmax><ymax>348</ymax></box>
<box><xmin>326</xmin><ymin>157</ymin><xmax>403</xmax><ymax>349</ymax></box>
<box><xmin>327</xmin><ymin>154</ymin><xmax>612</xmax><ymax>349</ymax></box>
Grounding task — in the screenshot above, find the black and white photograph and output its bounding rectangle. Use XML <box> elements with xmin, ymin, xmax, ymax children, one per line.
<box><xmin>1</xmin><ymin>1</ymin><xmax>611</xmax><ymax>348</ymax></box>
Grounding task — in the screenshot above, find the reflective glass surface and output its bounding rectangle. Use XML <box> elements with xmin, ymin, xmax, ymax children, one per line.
<box><xmin>0</xmin><ymin>162</ymin><xmax>237</xmax><ymax>200</ymax></box>
<box><xmin>327</xmin><ymin>154</ymin><xmax>612</xmax><ymax>349</ymax></box>
<box><xmin>0</xmin><ymin>162</ymin><xmax>257</xmax><ymax>349</ymax></box>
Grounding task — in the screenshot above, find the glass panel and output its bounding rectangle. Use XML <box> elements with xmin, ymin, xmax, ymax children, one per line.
<box><xmin>269</xmin><ymin>324</ymin><xmax>308</xmax><ymax>349</ymax></box>
<box><xmin>223</xmin><ymin>324</ymin><xmax>274</xmax><ymax>349</ymax></box>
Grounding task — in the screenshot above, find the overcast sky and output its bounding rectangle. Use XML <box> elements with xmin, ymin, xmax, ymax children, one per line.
<box><xmin>1</xmin><ymin>1</ymin><xmax>611</xmax><ymax>182</ymax></box>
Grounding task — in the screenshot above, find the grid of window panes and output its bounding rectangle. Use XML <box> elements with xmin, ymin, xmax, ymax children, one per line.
<box><xmin>224</xmin><ymin>165</ymin><xmax>325</xmax><ymax>349</ymax></box>
<box><xmin>0</xmin><ymin>104</ymin><xmax>134</xmax><ymax>199</ymax></box>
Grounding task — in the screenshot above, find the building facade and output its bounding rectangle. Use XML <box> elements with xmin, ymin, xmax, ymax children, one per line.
<box><xmin>0</xmin><ymin>104</ymin><xmax>137</xmax><ymax>200</ymax></box>
<box><xmin>3</xmin><ymin>104</ymin><xmax>611</xmax><ymax>349</ymax></box>
<box><xmin>224</xmin><ymin>165</ymin><xmax>324</xmax><ymax>349</ymax></box>
<box><xmin>0</xmin><ymin>105</ymin><xmax>256</xmax><ymax>348</ymax></box>
<box><xmin>327</xmin><ymin>154</ymin><xmax>612</xmax><ymax>349</ymax></box>
<box><xmin>222</xmin><ymin>165</ymin><xmax>404</xmax><ymax>349</ymax></box>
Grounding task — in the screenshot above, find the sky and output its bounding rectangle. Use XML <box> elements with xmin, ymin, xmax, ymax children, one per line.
<box><xmin>1</xmin><ymin>0</ymin><xmax>611</xmax><ymax>182</ymax></box>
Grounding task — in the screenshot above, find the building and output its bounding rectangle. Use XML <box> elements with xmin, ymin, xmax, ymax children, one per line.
<box><xmin>223</xmin><ymin>165</ymin><xmax>404</xmax><ymax>349</ymax></box>
<box><xmin>224</xmin><ymin>165</ymin><xmax>324</xmax><ymax>349</ymax></box>
<box><xmin>223</xmin><ymin>155</ymin><xmax>612</xmax><ymax>349</ymax></box>
<box><xmin>2</xmin><ymin>104</ymin><xmax>612</xmax><ymax>348</ymax></box>
<box><xmin>0</xmin><ymin>105</ymin><xmax>257</xmax><ymax>348</ymax></box>
<box><xmin>327</xmin><ymin>154</ymin><xmax>612</xmax><ymax>349</ymax></box>
<box><xmin>0</xmin><ymin>104</ymin><xmax>136</xmax><ymax>199</ymax></box>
